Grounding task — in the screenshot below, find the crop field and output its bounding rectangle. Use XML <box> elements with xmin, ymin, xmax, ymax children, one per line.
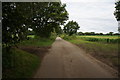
<box><xmin>77</xmin><ymin>35</ymin><xmax>119</xmax><ymax>43</ymax></box>
<box><xmin>78</xmin><ymin>35</ymin><xmax>118</xmax><ymax>39</ymax></box>
<box><xmin>63</xmin><ymin>35</ymin><xmax>119</xmax><ymax>70</ymax></box>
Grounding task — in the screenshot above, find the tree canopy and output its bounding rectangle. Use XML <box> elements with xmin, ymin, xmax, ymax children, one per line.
<box><xmin>2</xmin><ymin>3</ymin><xmax>28</xmax><ymax>47</ymax></box>
<box><xmin>114</xmin><ymin>0</ymin><xmax>120</xmax><ymax>32</ymax></box>
<box><xmin>30</xmin><ymin>2</ymin><xmax>68</xmax><ymax>37</ymax></box>
<box><xmin>114</xmin><ymin>0</ymin><xmax>120</xmax><ymax>21</ymax></box>
<box><xmin>2</xmin><ymin>2</ymin><xmax>68</xmax><ymax>48</ymax></box>
<box><xmin>63</xmin><ymin>20</ymin><xmax>80</xmax><ymax>36</ymax></box>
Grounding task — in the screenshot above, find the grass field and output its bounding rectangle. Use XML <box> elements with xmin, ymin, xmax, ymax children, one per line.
<box><xmin>62</xmin><ymin>35</ymin><xmax>119</xmax><ymax>70</ymax></box>
<box><xmin>3</xmin><ymin>35</ymin><xmax>56</xmax><ymax>78</ymax></box>
<box><xmin>2</xmin><ymin>48</ymin><xmax>40</xmax><ymax>78</ymax></box>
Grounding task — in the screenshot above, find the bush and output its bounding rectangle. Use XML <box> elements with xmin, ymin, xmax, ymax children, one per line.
<box><xmin>50</xmin><ymin>32</ymin><xmax>57</xmax><ymax>40</ymax></box>
<box><xmin>62</xmin><ymin>34</ymin><xmax>77</xmax><ymax>40</ymax></box>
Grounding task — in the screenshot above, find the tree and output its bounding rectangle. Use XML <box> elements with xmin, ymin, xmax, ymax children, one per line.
<box><xmin>114</xmin><ymin>0</ymin><xmax>120</xmax><ymax>32</ymax></box>
<box><xmin>2</xmin><ymin>2</ymin><xmax>29</xmax><ymax>48</ymax></box>
<box><xmin>2</xmin><ymin>2</ymin><xmax>68</xmax><ymax>48</ymax></box>
<box><xmin>55</xmin><ymin>26</ymin><xmax>63</xmax><ymax>35</ymax></box>
<box><xmin>84</xmin><ymin>32</ymin><xmax>91</xmax><ymax>35</ymax></box>
<box><xmin>30</xmin><ymin>2</ymin><xmax>68</xmax><ymax>38</ymax></box>
<box><xmin>114</xmin><ymin>33</ymin><xmax>120</xmax><ymax>35</ymax></box>
<box><xmin>99</xmin><ymin>33</ymin><xmax>103</xmax><ymax>35</ymax></box>
<box><xmin>114</xmin><ymin>0</ymin><xmax>120</xmax><ymax>21</ymax></box>
<box><xmin>90</xmin><ymin>32</ymin><xmax>95</xmax><ymax>35</ymax></box>
<box><xmin>78</xmin><ymin>32</ymin><xmax>84</xmax><ymax>35</ymax></box>
<box><xmin>63</xmin><ymin>20</ymin><xmax>80</xmax><ymax>36</ymax></box>
<box><xmin>108</xmin><ymin>32</ymin><xmax>114</xmax><ymax>35</ymax></box>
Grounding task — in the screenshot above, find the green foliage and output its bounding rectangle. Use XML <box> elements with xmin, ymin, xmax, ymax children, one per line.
<box><xmin>30</xmin><ymin>2</ymin><xmax>68</xmax><ymax>38</ymax></box>
<box><xmin>19</xmin><ymin>35</ymin><xmax>55</xmax><ymax>47</ymax></box>
<box><xmin>77</xmin><ymin>32</ymin><xmax>120</xmax><ymax>35</ymax></box>
<box><xmin>27</xmin><ymin>35</ymin><xmax>35</xmax><ymax>39</ymax></box>
<box><xmin>78</xmin><ymin>32</ymin><xmax>84</xmax><ymax>35</ymax></box>
<box><xmin>2</xmin><ymin>48</ymin><xmax>40</xmax><ymax>78</ymax></box>
<box><xmin>55</xmin><ymin>26</ymin><xmax>63</xmax><ymax>35</ymax></box>
<box><xmin>106</xmin><ymin>32</ymin><xmax>114</xmax><ymax>35</ymax></box>
<box><xmin>84</xmin><ymin>32</ymin><xmax>95</xmax><ymax>35</ymax></box>
<box><xmin>114</xmin><ymin>0</ymin><xmax>120</xmax><ymax>32</ymax></box>
<box><xmin>63</xmin><ymin>20</ymin><xmax>80</xmax><ymax>36</ymax></box>
<box><xmin>114</xmin><ymin>0</ymin><xmax>120</xmax><ymax>21</ymax></box>
<box><xmin>2</xmin><ymin>3</ymin><xmax>29</xmax><ymax>48</ymax></box>
<box><xmin>50</xmin><ymin>30</ymin><xmax>57</xmax><ymax>40</ymax></box>
<box><xmin>62</xmin><ymin>34</ymin><xmax>77</xmax><ymax>40</ymax></box>
<box><xmin>2</xmin><ymin>2</ymin><xmax>68</xmax><ymax>49</ymax></box>
<box><xmin>64</xmin><ymin>36</ymin><xmax>119</xmax><ymax>69</ymax></box>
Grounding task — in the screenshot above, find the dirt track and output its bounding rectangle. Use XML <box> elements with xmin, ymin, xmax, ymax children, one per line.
<box><xmin>34</xmin><ymin>37</ymin><xmax>118</xmax><ymax>78</ymax></box>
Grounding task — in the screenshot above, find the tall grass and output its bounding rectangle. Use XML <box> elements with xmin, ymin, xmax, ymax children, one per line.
<box><xmin>3</xmin><ymin>35</ymin><xmax>56</xmax><ymax>78</ymax></box>
<box><xmin>2</xmin><ymin>48</ymin><xmax>40</xmax><ymax>78</ymax></box>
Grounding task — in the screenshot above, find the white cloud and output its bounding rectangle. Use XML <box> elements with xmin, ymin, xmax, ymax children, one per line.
<box><xmin>61</xmin><ymin>0</ymin><xmax>118</xmax><ymax>33</ymax></box>
<box><xmin>61</xmin><ymin>0</ymin><xmax>114</xmax><ymax>3</ymax></box>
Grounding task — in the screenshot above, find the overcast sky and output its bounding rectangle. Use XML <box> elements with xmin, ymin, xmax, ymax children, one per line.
<box><xmin>61</xmin><ymin>0</ymin><xmax>118</xmax><ymax>33</ymax></box>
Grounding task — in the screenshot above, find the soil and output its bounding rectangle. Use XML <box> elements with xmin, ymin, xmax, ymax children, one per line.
<box><xmin>76</xmin><ymin>44</ymin><xmax>118</xmax><ymax>70</ymax></box>
<box><xmin>18</xmin><ymin>46</ymin><xmax>50</xmax><ymax>61</ymax></box>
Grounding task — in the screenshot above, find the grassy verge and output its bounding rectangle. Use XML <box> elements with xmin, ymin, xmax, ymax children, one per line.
<box><xmin>2</xmin><ymin>48</ymin><xmax>40</xmax><ymax>78</ymax></box>
<box><xmin>3</xmin><ymin>35</ymin><xmax>56</xmax><ymax>78</ymax></box>
<box><xmin>19</xmin><ymin>35</ymin><xmax>55</xmax><ymax>47</ymax></box>
<box><xmin>62</xmin><ymin>35</ymin><xmax>119</xmax><ymax>70</ymax></box>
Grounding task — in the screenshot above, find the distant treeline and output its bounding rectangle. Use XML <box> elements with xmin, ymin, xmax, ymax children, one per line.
<box><xmin>28</xmin><ymin>30</ymin><xmax>120</xmax><ymax>36</ymax></box>
<box><xmin>77</xmin><ymin>32</ymin><xmax>120</xmax><ymax>35</ymax></box>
